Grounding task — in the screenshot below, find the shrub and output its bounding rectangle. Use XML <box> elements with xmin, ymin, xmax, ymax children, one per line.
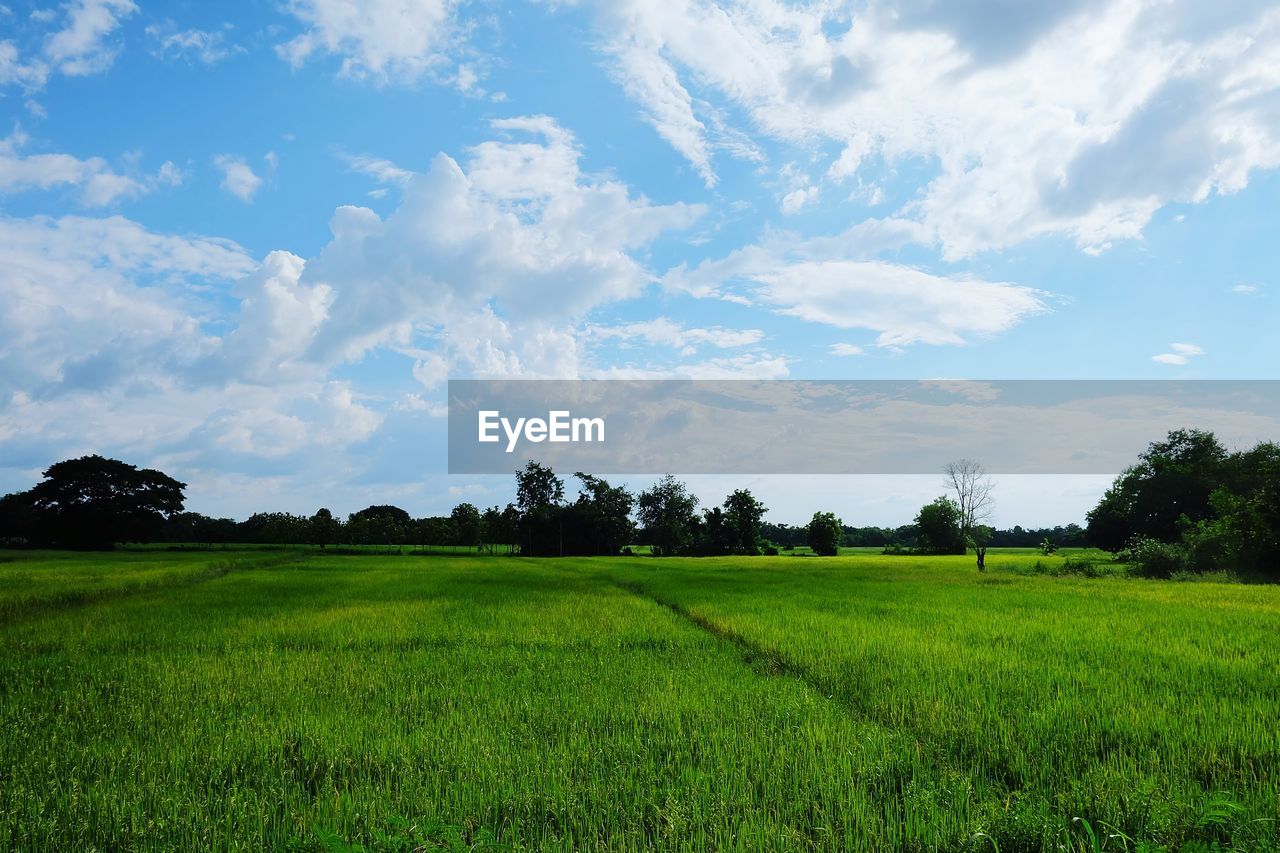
<box><xmin>1120</xmin><ymin>537</ymin><xmax>1189</xmax><ymax>578</ymax></box>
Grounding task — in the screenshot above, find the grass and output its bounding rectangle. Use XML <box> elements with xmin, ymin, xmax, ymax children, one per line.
<box><xmin>0</xmin><ymin>549</ymin><xmax>1277</xmax><ymax>851</ymax></box>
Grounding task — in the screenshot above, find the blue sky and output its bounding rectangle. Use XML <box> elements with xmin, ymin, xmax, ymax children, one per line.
<box><xmin>1</xmin><ymin>0</ymin><xmax>1277</xmax><ymax>526</ymax></box>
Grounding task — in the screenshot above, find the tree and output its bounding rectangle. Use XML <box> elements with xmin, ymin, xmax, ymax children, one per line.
<box><xmin>971</xmin><ymin>524</ymin><xmax>994</xmax><ymax>571</ymax></box>
<box><xmin>637</xmin><ymin>474</ymin><xmax>699</xmax><ymax>556</ymax></box>
<box><xmin>723</xmin><ymin>489</ymin><xmax>768</xmax><ymax>555</ymax></box>
<box><xmin>807</xmin><ymin>511</ymin><xmax>843</xmax><ymax>556</ymax></box>
<box><xmin>944</xmin><ymin>459</ymin><xmax>994</xmax><ymax>569</ymax></box>
<box><xmin>1086</xmin><ymin>428</ymin><xmax>1227</xmax><ymax>550</ymax></box>
<box><xmin>450</xmin><ymin>503</ymin><xmax>483</xmax><ymax>550</ymax></box>
<box><xmin>310</xmin><ymin>508</ymin><xmax>340</xmax><ymax>550</ymax></box>
<box><xmin>24</xmin><ymin>455</ymin><xmax>186</xmax><ymax>549</ymax></box>
<box><xmin>515</xmin><ymin>461</ymin><xmax>563</xmax><ymax>512</ymax></box>
<box><xmin>567</xmin><ymin>473</ymin><xmax>634</xmax><ymax>555</ymax></box>
<box><xmin>512</xmin><ymin>461</ymin><xmax>565</xmax><ymax>556</ymax></box>
<box><xmin>348</xmin><ymin>505</ymin><xmax>408</xmax><ymax>551</ymax></box>
<box><xmin>480</xmin><ymin>506</ymin><xmax>504</xmax><ymax>554</ymax></box>
<box><xmin>914</xmin><ymin>496</ymin><xmax>966</xmax><ymax>555</ymax></box>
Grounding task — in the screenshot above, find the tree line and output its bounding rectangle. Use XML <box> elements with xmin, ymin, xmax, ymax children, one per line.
<box><xmin>2</xmin><ymin>428</ymin><xmax>1276</xmax><ymax>581</ymax></box>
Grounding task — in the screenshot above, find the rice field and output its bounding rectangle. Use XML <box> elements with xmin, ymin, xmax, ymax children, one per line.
<box><xmin>1</xmin><ymin>549</ymin><xmax>1277</xmax><ymax>851</ymax></box>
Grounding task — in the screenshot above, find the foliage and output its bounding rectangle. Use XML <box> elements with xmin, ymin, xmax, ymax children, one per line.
<box><xmin>722</xmin><ymin>489</ymin><xmax>768</xmax><ymax>556</ymax></box>
<box><xmin>914</xmin><ymin>496</ymin><xmax>967</xmax><ymax>555</ymax></box>
<box><xmin>806</xmin><ymin>511</ymin><xmax>843</xmax><ymax>556</ymax></box>
<box><xmin>1086</xmin><ymin>429</ymin><xmax>1228</xmax><ymax>550</ymax></box>
<box><xmin>636</xmin><ymin>475</ymin><xmax>700</xmax><ymax>557</ymax></box>
<box><xmin>8</xmin><ymin>456</ymin><xmax>187</xmax><ymax>549</ymax></box>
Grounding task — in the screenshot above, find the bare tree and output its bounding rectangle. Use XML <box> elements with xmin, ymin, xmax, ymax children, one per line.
<box><xmin>943</xmin><ymin>459</ymin><xmax>995</xmax><ymax>570</ymax></box>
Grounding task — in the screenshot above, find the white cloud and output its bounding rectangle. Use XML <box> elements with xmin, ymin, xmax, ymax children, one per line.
<box><xmin>300</xmin><ymin>117</ymin><xmax>704</xmax><ymax>366</ymax></box>
<box><xmin>213</xmin><ymin>154</ymin><xmax>263</xmax><ymax>202</ymax></box>
<box><xmin>0</xmin><ymin>40</ymin><xmax>48</xmax><ymax>89</ymax></box>
<box><xmin>43</xmin><ymin>0</ymin><xmax>136</xmax><ymax>76</ymax></box>
<box><xmin>830</xmin><ymin>343</ymin><xmax>864</xmax><ymax>356</ymax></box>
<box><xmin>780</xmin><ymin>185</ymin><xmax>819</xmax><ymax>215</ymax></box>
<box><xmin>1152</xmin><ymin>342</ymin><xmax>1206</xmax><ymax>364</ymax></box>
<box><xmin>0</xmin><ymin>129</ymin><xmax>180</xmax><ymax>206</ymax></box>
<box><xmin>146</xmin><ymin>23</ymin><xmax>242</xmax><ymax>65</ymax></box>
<box><xmin>589</xmin><ymin>318</ymin><xmax>764</xmax><ymax>351</ymax></box>
<box><xmin>278</xmin><ymin>0</ymin><xmax>463</xmax><ymax>83</ymax></box>
<box><xmin>339</xmin><ymin>151</ymin><xmax>414</xmax><ymax>186</ymax></box>
<box><xmin>0</xmin><ymin>213</ymin><xmax>253</xmax><ymax>400</ymax></box>
<box><xmin>1231</xmin><ymin>283</ymin><xmax>1261</xmax><ymax>295</ymax></box>
<box><xmin>570</xmin><ymin>0</ymin><xmax>1280</xmax><ymax>258</ymax></box>
<box><xmin>666</xmin><ymin>239</ymin><xmax>1048</xmax><ymax>347</ymax></box>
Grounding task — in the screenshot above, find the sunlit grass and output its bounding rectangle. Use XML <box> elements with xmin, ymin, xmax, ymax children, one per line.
<box><xmin>1</xmin><ymin>550</ymin><xmax>1277</xmax><ymax>850</ymax></box>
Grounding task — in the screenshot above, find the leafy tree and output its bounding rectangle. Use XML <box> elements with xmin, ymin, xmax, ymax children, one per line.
<box><xmin>350</xmin><ymin>505</ymin><xmax>412</xmax><ymax>526</ymax></box>
<box><xmin>348</xmin><ymin>505</ymin><xmax>407</xmax><ymax>550</ymax></box>
<box><xmin>1086</xmin><ymin>428</ymin><xmax>1227</xmax><ymax>550</ymax></box>
<box><xmin>414</xmin><ymin>516</ymin><xmax>455</xmax><ymax>549</ymax></box>
<box><xmin>240</xmin><ymin>512</ymin><xmax>310</xmax><ymax>545</ymax></box>
<box><xmin>24</xmin><ymin>455</ymin><xmax>186</xmax><ymax>549</ymax></box>
<box><xmin>970</xmin><ymin>524</ymin><xmax>994</xmax><ymax>571</ymax></box>
<box><xmin>0</xmin><ymin>491</ymin><xmax>39</xmax><ymax>544</ymax></box>
<box><xmin>310</xmin><ymin>508</ymin><xmax>341</xmax><ymax>549</ymax></box>
<box><xmin>566</xmin><ymin>473</ymin><xmax>634</xmax><ymax>555</ymax></box>
<box><xmin>514</xmin><ymin>461</ymin><xmax>566</xmax><ymax>556</ymax></box>
<box><xmin>695</xmin><ymin>506</ymin><xmax>732</xmax><ymax>556</ymax></box>
<box><xmin>723</xmin><ymin>489</ymin><xmax>768</xmax><ymax>555</ymax></box>
<box><xmin>515</xmin><ymin>461</ymin><xmax>564</xmax><ymax>512</ymax></box>
<box><xmin>914</xmin><ymin>496</ymin><xmax>966</xmax><ymax>555</ymax></box>
<box><xmin>637</xmin><ymin>474</ymin><xmax>699</xmax><ymax>557</ymax></box>
<box><xmin>807</xmin><ymin>511</ymin><xmax>843</xmax><ymax>556</ymax></box>
<box><xmin>450</xmin><ymin>503</ymin><xmax>483</xmax><ymax>549</ymax></box>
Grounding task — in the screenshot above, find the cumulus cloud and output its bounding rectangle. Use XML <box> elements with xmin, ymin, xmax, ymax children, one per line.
<box><xmin>43</xmin><ymin>0</ymin><xmax>136</xmax><ymax>76</ymax></box>
<box><xmin>0</xmin><ymin>129</ymin><xmax>182</xmax><ymax>206</ymax></box>
<box><xmin>213</xmin><ymin>154</ymin><xmax>264</xmax><ymax>202</ymax></box>
<box><xmin>568</xmin><ymin>0</ymin><xmax>1280</xmax><ymax>258</ymax></box>
<box><xmin>298</xmin><ymin>116</ymin><xmax>704</xmax><ymax>366</ymax></box>
<box><xmin>278</xmin><ymin>0</ymin><xmax>463</xmax><ymax>83</ymax></box>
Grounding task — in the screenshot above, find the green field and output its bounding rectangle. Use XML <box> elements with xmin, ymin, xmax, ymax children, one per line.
<box><xmin>2</xmin><ymin>550</ymin><xmax>1278</xmax><ymax>851</ymax></box>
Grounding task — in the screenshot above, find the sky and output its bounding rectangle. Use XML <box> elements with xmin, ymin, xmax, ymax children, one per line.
<box><xmin>0</xmin><ymin>0</ymin><xmax>1277</xmax><ymax>527</ymax></box>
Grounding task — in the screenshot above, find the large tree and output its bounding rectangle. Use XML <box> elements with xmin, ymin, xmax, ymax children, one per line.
<box><xmin>567</xmin><ymin>473</ymin><xmax>635</xmax><ymax>556</ymax></box>
<box><xmin>1086</xmin><ymin>428</ymin><xmax>1227</xmax><ymax>550</ymax></box>
<box><xmin>637</xmin><ymin>474</ymin><xmax>699</xmax><ymax>557</ymax></box>
<box><xmin>806</xmin><ymin>511</ymin><xmax>843</xmax><ymax>556</ymax></box>
<box><xmin>23</xmin><ymin>455</ymin><xmax>186</xmax><ymax>549</ymax></box>
<box><xmin>914</xmin><ymin>496</ymin><xmax>966</xmax><ymax>555</ymax></box>
<box><xmin>450</xmin><ymin>503</ymin><xmax>483</xmax><ymax>549</ymax></box>
<box><xmin>723</xmin><ymin>488</ymin><xmax>768</xmax><ymax>555</ymax></box>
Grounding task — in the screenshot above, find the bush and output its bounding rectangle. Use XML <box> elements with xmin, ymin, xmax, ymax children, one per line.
<box><xmin>763</xmin><ymin>545</ymin><xmax>779</xmax><ymax>556</ymax></box>
<box><xmin>1120</xmin><ymin>537</ymin><xmax>1189</xmax><ymax>578</ymax></box>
